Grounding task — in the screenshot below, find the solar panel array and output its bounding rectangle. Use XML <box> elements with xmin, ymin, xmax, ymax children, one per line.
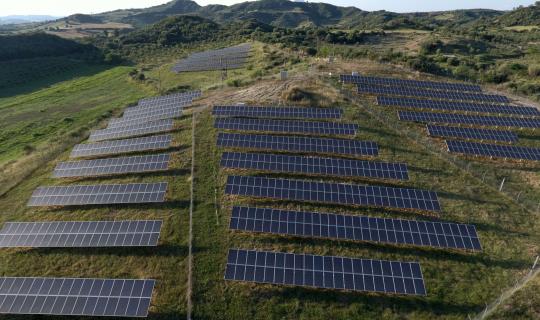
<box><xmin>225</xmin><ymin>175</ymin><xmax>440</xmax><ymax>212</ymax></box>
<box><xmin>0</xmin><ymin>220</ymin><xmax>162</xmax><ymax>248</ymax></box>
<box><xmin>341</xmin><ymin>74</ymin><xmax>481</xmax><ymax>92</ymax></box>
<box><xmin>138</xmin><ymin>90</ymin><xmax>201</xmax><ymax>106</ymax></box>
<box><xmin>217</xmin><ymin>133</ymin><xmax>378</xmax><ymax>156</ymax></box>
<box><xmin>377</xmin><ymin>96</ymin><xmax>540</xmax><ymax>117</ymax></box>
<box><xmin>214</xmin><ymin>118</ymin><xmax>358</xmax><ymax>135</ymax></box>
<box><xmin>447</xmin><ymin>140</ymin><xmax>540</xmax><ymax>161</ymax></box>
<box><xmin>225</xmin><ymin>249</ymin><xmax>426</xmax><ymax>295</ymax></box>
<box><xmin>123</xmin><ymin>104</ymin><xmax>186</xmax><ymax>119</ymax></box>
<box><xmin>27</xmin><ymin>182</ymin><xmax>168</xmax><ymax>207</ymax></box>
<box><xmin>399</xmin><ymin>111</ymin><xmax>540</xmax><ymax>128</ymax></box>
<box><xmin>427</xmin><ymin>125</ymin><xmax>518</xmax><ymax>143</ymax></box>
<box><xmin>221</xmin><ymin>152</ymin><xmax>408</xmax><ymax>180</ymax></box>
<box><xmin>230</xmin><ymin>206</ymin><xmax>481</xmax><ymax>251</ymax></box>
<box><xmin>0</xmin><ymin>277</ymin><xmax>155</xmax><ymax>317</ymax></box>
<box><xmin>108</xmin><ymin>109</ymin><xmax>182</xmax><ymax>128</ymax></box>
<box><xmin>70</xmin><ymin>135</ymin><xmax>172</xmax><ymax>158</ymax></box>
<box><xmin>358</xmin><ymin>83</ymin><xmax>509</xmax><ymax>103</ymax></box>
<box><xmin>172</xmin><ymin>44</ymin><xmax>251</xmax><ymax>72</ymax></box>
<box><xmin>89</xmin><ymin>119</ymin><xmax>174</xmax><ymax>142</ymax></box>
<box><xmin>53</xmin><ymin>154</ymin><xmax>171</xmax><ymax>178</ymax></box>
<box><xmin>213</xmin><ymin>105</ymin><xmax>343</xmax><ymax>119</ymax></box>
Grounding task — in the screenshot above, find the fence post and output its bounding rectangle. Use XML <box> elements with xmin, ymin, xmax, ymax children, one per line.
<box><xmin>499</xmin><ymin>177</ymin><xmax>506</xmax><ymax>192</ymax></box>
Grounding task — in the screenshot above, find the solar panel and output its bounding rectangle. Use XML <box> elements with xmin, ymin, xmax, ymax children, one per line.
<box><xmin>53</xmin><ymin>154</ymin><xmax>171</xmax><ymax>178</ymax></box>
<box><xmin>0</xmin><ymin>220</ymin><xmax>162</xmax><ymax>247</ymax></box>
<box><xmin>427</xmin><ymin>125</ymin><xmax>518</xmax><ymax>143</ymax></box>
<box><xmin>108</xmin><ymin>109</ymin><xmax>182</xmax><ymax>128</ymax></box>
<box><xmin>446</xmin><ymin>140</ymin><xmax>540</xmax><ymax>161</ymax></box>
<box><xmin>225</xmin><ymin>249</ymin><xmax>426</xmax><ymax>295</ymax></box>
<box><xmin>89</xmin><ymin>119</ymin><xmax>174</xmax><ymax>142</ymax></box>
<box><xmin>139</xmin><ymin>90</ymin><xmax>201</xmax><ymax>105</ymax></box>
<box><xmin>214</xmin><ymin>118</ymin><xmax>358</xmax><ymax>135</ymax></box>
<box><xmin>377</xmin><ymin>96</ymin><xmax>540</xmax><ymax>116</ymax></box>
<box><xmin>212</xmin><ymin>106</ymin><xmax>343</xmax><ymax>119</ymax></box>
<box><xmin>358</xmin><ymin>84</ymin><xmax>509</xmax><ymax>103</ymax></box>
<box><xmin>217</xmin><ymin>133</ymin><xmax>378</xmax><ymax>157</ymax></box>
<box><xmin>230</xmin><ymin>206</ymin><xmax>481</xmax><ymax>251</ymax></box>
<box><xmin>70</xmin><ymin>135</ymin><xmax>172</xmax><ymax>158</ymax></box>
<box><xmin>124</xmin><ymin>103</ymin><xmax>188</xmax><ymax>117</ymax></box>
<box><xmin>0</xmin><ymin>277</ymin><xmax>155</xmax><ymax>317</ymax></box>
<box><xmin>225</xmin><ymin>175</ymin><xmax>440</xmax><ymax>212</ymax></box>
<box><xmin>220</xmin><ymin>152</ymin><xmax>408</xmax><ymax>180</ymax></box>
<box><xmin>172</xmin><ymin>44</ymin><xmax>251</xmax><ymax>72</ymax></box>
<box><xmin>398</xmin><ymin>111</ymin><xmax>540</xmax><ymax>128</ymax></box>
<box><xmin>27</xmin><ymin>182</ymin><xmax>168</xmax><ymax>207</ymax></box>
<box><xmin>341</xmin><ymin>74</ymin><xmax>481</xmax><ymax>92</ymax></box>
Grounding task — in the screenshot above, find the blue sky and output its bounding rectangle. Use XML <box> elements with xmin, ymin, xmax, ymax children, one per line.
<box><xmin>1</xmin><ymin>0</ymin><xmax>537</xmax><ymax>16</ymax></box>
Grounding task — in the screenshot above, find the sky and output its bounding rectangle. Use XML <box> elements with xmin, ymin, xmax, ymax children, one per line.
<box><xmin>0</xmin><ymin>0</ymin><xmax>537</xmax><ymax>17</ymax></box>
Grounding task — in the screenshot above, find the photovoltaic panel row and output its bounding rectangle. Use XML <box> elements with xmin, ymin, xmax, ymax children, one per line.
<box><xmin>0</xmin><ymin>277</ymin><xmax>155</xmax><ymax>317</ymax></box>
<box><xmin>89</xmin><ymin>119</ymin><xmax>174</xmax><ymax>142</ymax></box>
<box><xmin>358</xmin><ymin>83</ymin><xmax>509</xmax><ymax>103</ymax></box>
<box><xmin>217</xmin><ymin>132</ymin><xmax>378</xmax><ymax>157</ymax></box>
<box><xmin>225</xmin><ymin>175</ymin><xmax>440</xmax><ymax>212</ymax></box>
<box><xmin>212</xmin><ymin>105</ymin><xmax>343</xmax><ymax>119</ymax></box>
<box><xmin>447</xmin><ymin>140</ymin><xmax>540</xmax><ymax>161</ymax></box>
<box><xmin>220</xmin><ymin>152</ymin><xmax>408</xmax><ymax>180</ymax></box>
<box><xmin>70</xmin><ymin>135</ymin><xmax>172</xmax><ymax>158</ymax></box>
<box><xmin>27</xmin><ymin>182</ymin><xmax>168</xmax><ymax>207</ymax></box>
<box><xmin>108</xmin><ymin>109</ymin><xmax>182</xmax><ymax>128</ymax></box>
<box><xmin>341</xmin><ymin>74</ymin><xmax>481</xmax><ymax>92</ymax></box>
<box><xmin>225</xmin><ymin>249</ymin><xmax>426</xmax><ymax>295</ymax></box>
<box><xmin>53</xmin><ymin>154</ymin><xmax>171</xmax><ymax>178</ymax></box>
<box><xmin>124</xmin><ymin>102</ymin><xmax>189</xmax><ymax>117</ymax></box>
<box><xmin>377</xmin><ymin>96</ymin><xmax>540</xmax><ymax>116</ymax></box>
<box><xmin>427</xmin><ymin>125</ymin><xmax>518</xmax><ymax>143</ymax></box>
<box><xmin>398</xmin><ymin>111</ymin><xmax>540</xmax><ymax>128</ymax></box>
<box><xmin>214</xmin><ymin>118</ymin><xmax>358</xmax><ymax>135</ymax></box>
<box><xmin>230</xmin><ymin>206</ymin><xmax>481</xmax><ymax>251</ymax></box>
<box><xmin>0</xmin><ymin>220</ymin><xmax>162</xmax><ymax>248</ymax></box>
<box><xmin>138</xmin><ymin>90</ymin><xmax>201</xmax><ymax>106</ymax></box>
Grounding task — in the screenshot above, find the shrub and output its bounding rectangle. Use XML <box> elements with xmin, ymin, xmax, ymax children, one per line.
<box><xmin>23</xmin><ymin>144</ymin><xmax>35</xmax><ymax>155</ymax></box>
<box><xmin>528</xmin><ymin>64</ymin><xmax>540</xmax><ymax>77</ymax></box>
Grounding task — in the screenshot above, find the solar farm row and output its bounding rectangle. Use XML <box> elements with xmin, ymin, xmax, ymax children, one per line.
<box><xmin>220</xmin><ymin>152</ymin><xmax>409</xmax><ymax>180</ymax></box>
<box><xmin>225</xmin><ymin>249</ymin><xmax>426</xmax><ymax>296</ymax></box>
<box><xmin>89</xmin><ymin>119</ymin><xmax>174</xmax><ymax>142</ymax></box>
<box><xmin>71</xmin><ymin>134</ymin><xmax>173</xmax><ymax>158</ymax></box>
<box><xmin>377</xmin><ymin>96</ymin><xmax>540</xmax><ymax>117</ymax></box>
<box><xmin>230</xmin><ymin>206</ymin><xmax>481</xmax><ymax>251</ymax></box>
<box><xmin>447</xmin><ymin>140</ymin><xmax>540</xmax><ymax>161</ymax></box>
<box><xmin>399</xmin><ymin>110</ymin><xmax>540</xmax><ymax>128</ymax></box>
<box><xmin>215</xmin><ymin>118</ymin><xmax>358</xmax><ymax>135</ymax></box>
<box><xmin>108</xmin><ymin>108</ymin><xmax>182</xmax><ymax>128</ymax></box>
<box><xmin>341</xmin><ymin>74</ymin><xmax>481</xmax><ymax>92</ymax></box>
<box><xmin>213</xmin><ymin>105</ymin><xmax>343</xmax><ymax>119</ymax></box>
<box><xmin>0</xmin><ymin>220</ymin><xmax>162</xmax><ymax>247</ymax></box>
<box><xmin>53</xmin><ymin>154</ymin><xmax>171</xmax><ymax>178</ymax></box>
<box><xmin>217</xmin><ymin>132</ymin><xmax>379</xmax><ymax>156</ymax></box>
<box><xmin>172</xmin><ymin>44</ymin><xmax>251</xmax><ymax>73</ymax></box>
<box><xmin>427</xmin><ymin>125</ymin><xmax>518</xmax><ymax>143</ymax></box>
<box><xmin>0</xmin><ymin>277</ymin><xmax>155</xmax><ymax>317</ymax></box>
<box><xmin>358</xmin><ymin>83</ymin><xmax>509</xmax><ymax>103</ymax></box>
<box><xmin>225</xmin><ymin>175</ymin><xmax>441</xmax><ymax>212</ymax></box>
<box><xmin>138</xmin><ymin>90</ymin><xmax>201</xmax><ymax>105</ymax></box>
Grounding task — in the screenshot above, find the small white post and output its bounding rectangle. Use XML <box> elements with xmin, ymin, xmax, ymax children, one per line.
<box><xmin>499</xmin><ymin>177</ymin><xmax>506</xmax><ymax>192</ymax></box>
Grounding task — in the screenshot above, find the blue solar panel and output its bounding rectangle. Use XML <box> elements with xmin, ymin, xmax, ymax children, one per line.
<box><xmin>214</xmin><ymin>118</ymin><xmax>358</xmax><ymax>135</ymax></box>
<box><xmin>212</xmin><ymin>106</ymin><xmax>342</xmax><ymax>119</ymax></box>
<box><xmin>225</xmin><ymin>249</ymin><xmax>426</xmax><ymax>295</ymax></box>
<box><xmin>230</xmin><ymin>206</ymin><xmax>482</xmax><ymax>251</ymax></box>
<box><xmin>220</xmin><ymin>152</ymin><xmax>408</xmax><ymax>180</ymax></box>
<box><xmin>427</xmin><ymin>125</ymin><xmax>518</xmax><ymax>143</ymax></box>
<box><xmin>341</xmin><ymin>74</ymin><xmax>481</xmax><ymax>92</ymax></box>
<box><xmin>399</xmin><ymin>111</ymin><xmax>540</xmax><ymax>128</ymax></box>
<box><xmin>446</xmin><ymin>140</ymin><xmax>540</xmax><ymax>161</ymax></box>
<box><xmin>358</xmin><ymin>84</ymin><xmax>509</xmax><ymax>103</ymax></box>
<box><xmin>225</xmin><ymin>175</ymin><xmax>441</xmax><ymax>212</ymax></box>
<box><xmin>217</xmin><ymin>133</ymin><xmax>378</xmax><ymax>156</ymax></box>
<box><xmin>377</xmin><ymin>96</ymin><xmax>540</xmax><ymax>116</ymax></box>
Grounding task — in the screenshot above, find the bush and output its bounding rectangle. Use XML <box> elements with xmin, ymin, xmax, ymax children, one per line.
<box><xmin>305</xmin><ymin>47</ymin><xmax>317</xmax><ymax>56</ymax></box>
<box><xmin>528</xmin><ymin>64</ymin><xmax>540</xmax><ymax>77</ymax></box>
<box><xmin>23</xmin><ymin>144</ymin><xmax>35</xmax><ymax>155</ymax></box>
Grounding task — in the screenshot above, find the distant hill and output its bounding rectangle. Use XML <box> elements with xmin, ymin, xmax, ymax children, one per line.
<box><xmin>93</xmin><ymin>0</ymin><xmax>505</xmax><ymax>30</ymax></box>
<box><xmin>0</xmin><ymin>15</ymin><xmax>59</xmax><ymax>25</ymax></box>
<box><xmin>493</xmin><ymin>2</ymin><xmax>540</xmax><ymax>26</ymax></box>
<box><xmin>65</xmin><ymin>14</ymin><xmax>103</xmax><ymax>24</ymax></box>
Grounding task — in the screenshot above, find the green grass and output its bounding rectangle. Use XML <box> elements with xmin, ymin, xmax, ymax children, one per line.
<box><xmin>0</xmin><ymin>65</ymin><xmax>153</xmax><ymax>196</ymax></box>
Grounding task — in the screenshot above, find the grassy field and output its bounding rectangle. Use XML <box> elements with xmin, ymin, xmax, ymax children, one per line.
<box><xmin>0</xmin><ymin>43</ymin><xmax>538</xmax><ymax>319</ymax></box>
